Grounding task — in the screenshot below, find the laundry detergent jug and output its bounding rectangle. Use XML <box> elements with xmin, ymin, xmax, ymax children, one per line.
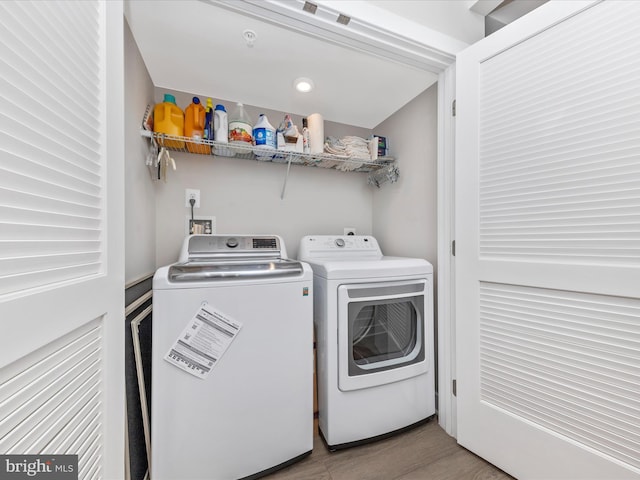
<box><xmin>154</xmin><ymin>94</ymin><xmax>185</xmax><ymax>148</ymax></box>
<box><xmin>213</xmin><ymin>104</ymin><xmax>233</xmax><ymax>157</ymax></box>
<box><xmin>184</xmin><ymin>97</ymin><xmax>209</xmax><ymax>154</ymax></box>
<box><xmin>253</xmin><ymin>114</ymin><xmax>276</xmax><ymax>159</ymax></box>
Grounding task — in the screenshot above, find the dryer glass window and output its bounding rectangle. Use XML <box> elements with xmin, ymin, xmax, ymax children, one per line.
<box><xmin>352</xmin><ymin>300</ymin><xmax>417</xmax><ymax>364</ymax></box>
<box><xmin>347</xmin><ymin>291</ymin><xmax>425</xmax><ymax>376</ymax></box>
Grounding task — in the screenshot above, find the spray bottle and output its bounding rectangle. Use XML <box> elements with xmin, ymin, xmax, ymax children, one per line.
<box><xmin>302</xmin><ymin>117</ymin><xmax>310</xmax><ymax>154</ymax></box>
<box><xmin>204</xmin><ymin>98</ymin><xmax>214</xmax><ymax>143</ymax></box>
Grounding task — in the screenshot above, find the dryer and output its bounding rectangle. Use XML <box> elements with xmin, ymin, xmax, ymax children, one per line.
<box><xmin>299</xmin><ymin>235</ymin><xmax>435</xmax><ymax>450</ymax></box>
<box><xmin>152</xmin><ymin>235</ymin><xmax>313</xmax><ymax>480</ymax></box>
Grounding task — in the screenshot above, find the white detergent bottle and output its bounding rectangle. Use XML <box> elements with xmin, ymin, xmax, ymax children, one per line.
<box><xmin>213</xmin><ymin>104</ymin><xmax>228</xmax><ymax>143</ymax></box>
<box><xmin>213</xmin><ymin>104</ymin><xmax>232</xmax><ymax>156</ymax></box>
<box><xmin>252</xmin><ymin>114</ymin><xmax>276</xmax><ymax>159</ymax></box>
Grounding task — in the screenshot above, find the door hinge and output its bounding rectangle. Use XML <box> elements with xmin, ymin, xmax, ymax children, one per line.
<box><xmin>452</xmin><ymin>99</ymin><xmax>456</xmax><ymax>117</ymax></box>
<box><xmin>451</xmin><ymin>240</ymin><xmax>456</xmax><ymax>256</ymax></box>
<box><xmin>453</xmin><ymin>379</ymin><xmax>457</xmax><ymax>397</ymax></box>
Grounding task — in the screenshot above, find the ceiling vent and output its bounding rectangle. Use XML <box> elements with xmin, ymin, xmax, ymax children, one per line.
<box><xmin>302</xmin><ymin>1</ymin><xmax>317</xmax><ymax>14</ymax></box>
<box><xmin>336</xmin><ymin>14</ymin><xmax>350</xmax><ymax>26</ymax></box>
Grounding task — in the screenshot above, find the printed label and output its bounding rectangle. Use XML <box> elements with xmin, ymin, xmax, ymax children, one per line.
<box><xmin>253</xmin><ymin>127</ymin><xmax>276</xmax><ymax>148</ymax></box>
<box><xmin>0</xmin><ymin>455</ymin><xmax>78</xmax><ymax>479</ymax></box>
<box><xmin>228</xmin><ymin>121</ymin><xmax>252</xmax><ymax>143</ymax></box>
<box><xmin>164</xmin><ymin>302</ymin><xmax>243</xmax><ymax>379</ymax></box>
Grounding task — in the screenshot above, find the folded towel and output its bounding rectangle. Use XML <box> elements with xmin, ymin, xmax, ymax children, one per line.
<box><xmin>323</xmin><ymin>136</ymin><xmax>373</xmax><ymax>170</ymax></box>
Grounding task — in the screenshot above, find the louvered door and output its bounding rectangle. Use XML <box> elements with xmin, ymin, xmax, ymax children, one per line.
<box><xmin>0</xmin><ymin>2</ymin><xmax>124</xmax><ymax>479</ymax></box>
<box><xmin>456</xmin><ymin>1</ymin><xmax>640</xmax><ymax>478</ymax></box>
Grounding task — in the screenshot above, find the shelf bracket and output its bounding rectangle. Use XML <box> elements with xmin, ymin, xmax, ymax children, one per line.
<box><xmin>280</xmin><ymin>154</ymin><xmax>294</xmax><ymax>200</ymax></box>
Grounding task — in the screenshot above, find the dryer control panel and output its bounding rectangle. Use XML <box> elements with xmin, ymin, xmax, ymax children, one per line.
<box><xmin>298</xmin><ymin>235</ymin><xmax>382</xmax><ymax>260</ymax></box>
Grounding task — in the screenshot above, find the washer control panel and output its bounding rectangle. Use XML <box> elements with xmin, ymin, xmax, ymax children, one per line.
<box><xmin>226</xmin><ymin>237</ymin><xmax>239</xmax><ymax>248</ymax></box>
<box><xmin>180</xmin><ymin>234</ymin><xmax>285</xmax><ymax>262</ymax></box>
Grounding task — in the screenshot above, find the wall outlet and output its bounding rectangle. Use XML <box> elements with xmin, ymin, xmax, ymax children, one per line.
<box><xmin>186</xmin><ymin>216</ymin><xmax>216</xmax><ymax>235</ymax></box>
<box><xmin>344</xmin><ymin>227</ymin><xmax>356</xmax><ymax>236</ymax></box>
<box><xmin>185</xmin><ymin>189</ymin><xmax>200</xmax><ymax>208</ymax></box>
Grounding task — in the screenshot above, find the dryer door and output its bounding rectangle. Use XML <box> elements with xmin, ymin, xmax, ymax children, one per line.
<box><xmin>337</xmin><ymin>279</ymin><xmax>430</xmax><ymax>391</ymax></box>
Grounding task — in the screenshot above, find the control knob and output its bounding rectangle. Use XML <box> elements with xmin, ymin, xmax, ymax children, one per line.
<box><xmin>335</xmin><ymin>238</ymin><xmax>345</xmax><ymax>247</ymax></box>
<box><xmin>226</xmin><ymin>237</ymin><xmax>239</xmax><ymax>248</ymax></box>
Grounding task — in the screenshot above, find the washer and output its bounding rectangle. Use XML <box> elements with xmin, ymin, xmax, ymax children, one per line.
<box><xmin>152</xmin><ymin>234</ymin><xmax>313</xmax><ymax>480</ymax></box>
<box><xmin>299</xmin><ymin>235</ymin><xmax>435</xmax><ymax>450</ymax></box>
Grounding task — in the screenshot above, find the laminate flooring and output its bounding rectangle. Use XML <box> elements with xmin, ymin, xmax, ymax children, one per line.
<box><xmin>265</xmin><ymin>420</ymin><xmax>514</xmax><ymax>480</ymax></box>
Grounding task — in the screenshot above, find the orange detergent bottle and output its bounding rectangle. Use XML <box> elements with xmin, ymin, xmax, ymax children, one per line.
<box><xmin>184</xmin><ymin>97</ymin><xmax>209</xmax><ymax>154</ymax></box>
<box><xmin>154</xmin><ymin>94</ymin><xmax>185</xmax><ymax>148</ymax></box>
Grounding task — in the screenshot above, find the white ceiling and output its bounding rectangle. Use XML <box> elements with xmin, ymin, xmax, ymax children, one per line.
<box><xmin>124</xmin><ymin>1</ymin><xmax>539</xmax><ymax>129</ymax></box>
<box><xmin>371</xmin><ymin>0</ymin><xmax>486</xmax><ymax>45</ymax></box>
<box><xmin>488</xmin><ymin>0</ymin><xmax>548</xmax><ymax>24</ymax></box>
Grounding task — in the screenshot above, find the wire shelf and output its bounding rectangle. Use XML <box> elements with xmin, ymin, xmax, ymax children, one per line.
<box><xmin>140</xmin><ymin>129</ymin><xmax>396</xmax><ymax>174</ymax></box>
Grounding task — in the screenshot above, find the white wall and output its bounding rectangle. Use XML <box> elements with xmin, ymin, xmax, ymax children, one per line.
<box><xmin>124</xmin><ymin>49</ymin><xmax>438</xmax><ymax>271</ymax></box>
<box><xmin>153</xmin><ymin>89</ymin><xmax>375</xmax><ymax>266</ymax></box>
<box><xmin>124</xmin><ymin>19</ymin><xmax>156</xmax><ymax>284</ymax></box>
<box><xmin>372</xmin><ymin>84</ymin><xmax>438</xmax><ymax>268</ymax></box>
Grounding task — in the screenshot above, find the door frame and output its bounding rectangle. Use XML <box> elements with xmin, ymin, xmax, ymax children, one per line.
<box><xmin>104</xmin><ymin>1</ymin><xmax>126</xmax><ymax>476</ymax></box>
<box><xmin>437</xmin><ymin>64</ymin><xmax>457</xmax><ymax>436</ymax></box>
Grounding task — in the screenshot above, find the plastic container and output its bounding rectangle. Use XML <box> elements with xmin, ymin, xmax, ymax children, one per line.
<box><xmin>228</xmin><ymin>103</ymin><xmax>253</xmax><ymax>149</ymax></box>
<box><xmin>153</xmin><ymin>94</ymin><xmax>185</xmax><ymax>148</ymax></box>
<box><xmin>204</xmin><ymin>98</ymin><xmax>214</xmax><ymax>141</ymax></box>
<box><xmin>213</xmin><ymin>104</ymin><xmax>233</xmax><ymax>157</ymax></box>
<box><xmin>253</xmin><ymin>114</ymin><xmax>276</xmax><ymax>159</ymax></box>
<box><xmin>184</xmin><ymin>97</ymin><xmax>209</xmax><ymax>154</ymax></box>
<box><xmin>214</xmin><ymin>104</ymin><xmax>228</xmax><ymax>143</ymax></box>
<box><xmin>302</xmin><ymin>117</ymin><xmax>310</xmax><ymax>154</ymax></box>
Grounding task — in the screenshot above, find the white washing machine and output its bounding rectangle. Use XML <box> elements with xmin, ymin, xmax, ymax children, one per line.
<box><xmin>152</xmin><ymin>235</ymin><xmax>313</xmax><ymax>480</ymax></box>
<box><xmin>299</xmin><ymin>235</ymin><xmax>435</xmax><ymax>450</ymax></box>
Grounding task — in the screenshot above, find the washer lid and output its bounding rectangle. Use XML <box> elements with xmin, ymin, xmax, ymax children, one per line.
<box><xmin>306</xmin><ymin>256</ymin><xmax>432</xmax><ymax>280</ymax></box>
<box><xmin>168</xmin><ymin>259</ymin><xmax>304</xmax><ymax>282</ymax></box>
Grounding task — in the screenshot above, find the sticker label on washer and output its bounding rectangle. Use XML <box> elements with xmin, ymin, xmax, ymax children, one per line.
<box><xmin>164</xmin><ymin>302</ymin><xmax>242</xmax><ymax>379</ymax></box>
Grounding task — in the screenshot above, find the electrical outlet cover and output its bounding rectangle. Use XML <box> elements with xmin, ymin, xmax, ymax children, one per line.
<box><xmin>185</xmin><ymin>189</ymin><xmax>200</xmax><ymax>208</ymax></box>
<box><xmin>186</xmin><ymin>216</ymin><xmax>216</xmax><ymax>235</ymax></box>
<box><xmin>344</xmin><ymin>227</ymin><xmax>356</xmax><ymax>235</ymax></box>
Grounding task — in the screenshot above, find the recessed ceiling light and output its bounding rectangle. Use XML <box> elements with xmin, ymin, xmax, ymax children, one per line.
<box><xmin>294</xmin><ymin>77</ymin><xmax>314</xmax><ymax>93</ymax></box>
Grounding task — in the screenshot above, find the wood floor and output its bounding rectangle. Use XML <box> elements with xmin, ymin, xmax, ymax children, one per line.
<box><xmin>265</xmin><ymin>420</ymin><xmax>514</xmax><ymax>480</ymax></box>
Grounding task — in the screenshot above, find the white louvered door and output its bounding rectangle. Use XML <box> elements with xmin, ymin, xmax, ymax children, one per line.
<box><xmin>456</xmin><ymin>1</ymin><xmax>640</xmax><ymax>479</ymax></box>
<box><xmin>0</xmin><ymin>2</ymin><xmax>124</xmax><ymax>479</ymax></box>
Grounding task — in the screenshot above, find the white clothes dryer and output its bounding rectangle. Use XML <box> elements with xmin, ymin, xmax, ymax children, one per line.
<box><xmin>299</xmin><ymin>235</ymin><xmax>435</xmax><ymax>450</ymax></box>
<box><xmin>153</xmin><ymin>235</ymin><xmax>313</xmax><ymax>480</ymax></box>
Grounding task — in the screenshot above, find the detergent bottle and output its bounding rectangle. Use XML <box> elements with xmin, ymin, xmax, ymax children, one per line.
<box><xmin>184</xmin><ymin>97</ymin><xmax>209</xmax><ymax>154</ymax></box>
<box><xmin>204</xmin><ymin>98</ymin><xmax>214</xmax><ymax>141</ymax></box>
<box><xmin>213</xmin><ymin>104</ymin><xmax>228</xmax><ymax>144</ymax></box>
<box><xmin>252</xmin><ymin>114</ymin><xmax>276</xmax><ymax>159</ymax></box>
<box><xmin>153</xmin><ymin>94</ymin><xmax>185</xmax><ymax>148</ymax></box>
<box><xmin>213</xmin><ymin>104</ymin><xmax>232</xmax><ymax>157</ymax></box>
